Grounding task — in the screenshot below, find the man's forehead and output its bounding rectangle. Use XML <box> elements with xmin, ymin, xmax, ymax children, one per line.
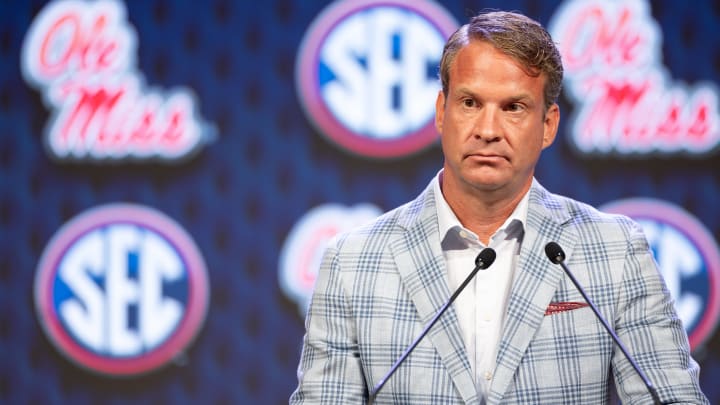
<box><xmin>455</xmin><ymin>39</ymin><xmax>542</xmax><ymax>78</ymax></box>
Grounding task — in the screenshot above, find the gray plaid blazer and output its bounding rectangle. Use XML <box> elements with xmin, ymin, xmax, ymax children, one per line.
<box><xmin>290</xmin><ymin>178</ymin><xmax>707</xmax><ymax>404</ymax></box>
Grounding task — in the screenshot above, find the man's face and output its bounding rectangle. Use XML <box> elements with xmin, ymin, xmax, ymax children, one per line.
<box><xmin>435</xmin><ymin>40</ymin><xmax>559</xmax><ymax>200</ymax></box>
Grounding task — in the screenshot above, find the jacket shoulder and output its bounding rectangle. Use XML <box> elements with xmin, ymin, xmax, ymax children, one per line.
<box><xmin>532</xmin><ymin>183</ymin><xmax>644</xmax><ymax>243</ymax></box>
<box><xmin>331</xmin><ymin>185</ymin><xmax>435</xmax><ymax>251</ymax></box>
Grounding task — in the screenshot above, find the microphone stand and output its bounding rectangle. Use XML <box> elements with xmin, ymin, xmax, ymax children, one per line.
<box><xmin>367</xmin><ymin>248</ymin><xmax>496</xmax><ymax>405</ymax></box>
<box><xmin>545</xmin><ymin>242</ymin><xmax>662</xmax><ymax>405</ymax></box>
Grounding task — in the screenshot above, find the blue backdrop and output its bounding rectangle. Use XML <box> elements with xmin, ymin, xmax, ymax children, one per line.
<box><xmin>1</xmin><ymin>0</ymin><xmax>719</xmax><ymax>403</ymax></box>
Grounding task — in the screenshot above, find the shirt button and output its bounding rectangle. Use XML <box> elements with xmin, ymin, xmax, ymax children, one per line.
<box><xmin>484</xmin><ymin>371</ymin><xmax>493</xmax><ymax>380</ymax></box>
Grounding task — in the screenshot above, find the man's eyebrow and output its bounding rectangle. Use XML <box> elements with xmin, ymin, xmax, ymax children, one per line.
<box><xmin>453</xmin><ymin>87</ymin><xmax>535</xmax><ymax>104</ymax></box>
<box><xmin>505</xmin><ymin>94</ymin><xmax>534</xmax><ymax>103</ymax></box>
<box><xmin>453</xmin><ymin>87</ymin><xmax>475</xmax><ymax>97</ymax></box>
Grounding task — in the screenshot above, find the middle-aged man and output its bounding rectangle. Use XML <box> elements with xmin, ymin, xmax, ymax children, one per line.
<box><xmin>290</xmin><ymin>10</ymin><xmax>708</xmax><ymax>404</ymax></box>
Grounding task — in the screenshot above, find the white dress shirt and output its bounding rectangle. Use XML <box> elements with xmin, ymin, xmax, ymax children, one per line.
<box><xmin>433</xmin><ymin>172</ymin><xmax>528</xmax><ymax>403</ymax></box>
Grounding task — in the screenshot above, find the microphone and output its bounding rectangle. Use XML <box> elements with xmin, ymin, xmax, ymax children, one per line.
<box><xmin>544</xmin><ymin>242</ymin><xmax>662</xmax><ymax>405</ymax></box>
<box><xmin>367</xmin><ymin>247</ymin><xmax>496</xmax><ymax>405</ymax></box>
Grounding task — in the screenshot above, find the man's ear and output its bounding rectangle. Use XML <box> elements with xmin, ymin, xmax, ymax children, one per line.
<box><xmin>435</xmin><ymin>91</ymin><xmax>445</xmax><ymax>134</ymax></box>
<box><xmin>542</xmin><ymin>103</ymin><xmax>560</xmax><ymax>149</ymax></box>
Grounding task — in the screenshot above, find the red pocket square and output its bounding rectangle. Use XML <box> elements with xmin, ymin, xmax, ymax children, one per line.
<box><xmin>545</xmin><ymin>302</ymin><xmax>589</xmax><ymax>316</ymax></box>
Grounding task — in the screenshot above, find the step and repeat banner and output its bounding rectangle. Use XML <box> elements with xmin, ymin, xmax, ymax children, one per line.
<box><xmin>1</xmin><ymin>0</ymin><xmax>719</xmax><ymax>403</ymax></box>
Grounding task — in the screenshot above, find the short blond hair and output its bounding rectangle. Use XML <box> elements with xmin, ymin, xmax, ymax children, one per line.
<box><xmin>439</xmin><ymin>11</ymin><xmax>563</xmax><ymax>110</ymax></box>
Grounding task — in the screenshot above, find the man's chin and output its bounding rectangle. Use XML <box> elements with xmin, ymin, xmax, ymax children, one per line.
<box><xmin>464</xmin><ymin>179</ymin><xmax>506</xmax><ymax>194</ymax></box>
<box><xmin>463</xmin><ymin>173</ymin><xmax>507</xmax><ymax>191</ymax></box>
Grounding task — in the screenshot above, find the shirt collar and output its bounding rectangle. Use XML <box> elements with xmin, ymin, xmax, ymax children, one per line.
<box><xmin>433</xmin><ymin>170</ymin><xmax>529</xmax><ymax>249</ymax></box>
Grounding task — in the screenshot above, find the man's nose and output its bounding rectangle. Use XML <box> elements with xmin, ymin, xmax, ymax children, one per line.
<box><xmin>473</xmin><ymin>107</ymin><xmax>501</xmax><ymax>142</ymax></box>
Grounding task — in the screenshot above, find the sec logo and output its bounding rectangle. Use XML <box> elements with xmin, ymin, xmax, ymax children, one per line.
<box><xmin>34</xmin><ymin>203</ymin><xmax>209</xmax><ymax>376</ymax></box>
<box><xmin>296</xmin><ymin>0</ymin><xmax>458</xmax><ymax>159</ymax></box>
<box><xmin>601</xmin><ymin>198</ymin><xmax>720</xmax><ymax>351</ymax></box>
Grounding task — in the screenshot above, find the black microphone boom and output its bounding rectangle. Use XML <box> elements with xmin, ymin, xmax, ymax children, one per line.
<box><xmin>544</xmin><ymin>241</ymin><xmax>662</xmax><ymax>405</ymax></box>
<box><xmin>367</xmin><ymin>247</ymin><xmax>497</xmax><ymax>405</ymax></box>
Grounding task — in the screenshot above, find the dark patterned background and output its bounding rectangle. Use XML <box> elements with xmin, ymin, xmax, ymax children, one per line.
<box><xmin>0</xmin><ymin>0</ymin><xmax>719</xmax><ymax>403</ymax></box>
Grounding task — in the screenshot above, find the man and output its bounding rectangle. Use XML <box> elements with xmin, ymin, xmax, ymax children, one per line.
<box><xmin>290</xmin><ymin>11</ymin><xmax>707</xmax><ymax>404</ymax></box>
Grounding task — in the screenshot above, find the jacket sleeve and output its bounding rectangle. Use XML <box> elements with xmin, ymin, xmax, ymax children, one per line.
<box><xmin>290</xmin><ymin>243</ymin><xmax>368</xmax><ymax>404</ymax></box>
<box><xmin>612</xmin><ymin>221</ymin><xmax>709</xmax><ymax>404</ymax></box>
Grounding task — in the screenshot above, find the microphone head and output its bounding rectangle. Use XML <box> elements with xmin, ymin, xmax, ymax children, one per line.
<box><xmin>475</xmin><ymin>248</ymin><xmax>496</xmax><ymax>270</ymax></box>
<box><xmin>544</xmin><ymin>242</ymin><xmax>566</xmax><ymax>264</ymax></box>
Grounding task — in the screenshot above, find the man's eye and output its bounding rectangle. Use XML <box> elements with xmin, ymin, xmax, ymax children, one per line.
<box><xmin>462</xmin><ymin>99</ymin><xmax>475</xmax><ymax>107</ymax></box>
<box><xmin>507</xmin><ymin>103</ymin><xmax>524</xmax><ymax>112</ymax></box>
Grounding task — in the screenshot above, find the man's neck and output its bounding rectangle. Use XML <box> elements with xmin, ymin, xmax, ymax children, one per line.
<box><xmin>441</xmin><ymin>177</ymin><xmax>531</xmax><ymax>245</ymax></box>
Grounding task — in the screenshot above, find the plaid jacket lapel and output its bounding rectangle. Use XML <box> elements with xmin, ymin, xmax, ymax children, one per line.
<box><xmin>488</xmin><ymin>180</ymin><xmax>579</xmax><ymax>404</ymax></box>
<box><xmin>391</xmin><ymin>184</ymin><xmax>480</xmax><ymax>405</ymax></box>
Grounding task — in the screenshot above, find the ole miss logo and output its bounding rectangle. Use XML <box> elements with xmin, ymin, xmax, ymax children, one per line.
<box><xmin>34</xmin><ymin>204</ymin><xmax>209</xmax><ymax>376</ymax></box>
<box><xmin>295</xmin><ymin>0</ymin><xmax>458</xmax><ymax>159</ymax></box>
<box><xmin>279</xmin><ymin>203</ymin><xmax>382</xmax><ymax>315</ymax></box>
<box><xmin>549</xmin><ymin>0</ymin><xmax>720</xmax><ymax>156</ymax></box>
<box><xmin>21</xmin><ymin>0</ymin><xmax>214</xmax><ymax>163</ymax></box>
